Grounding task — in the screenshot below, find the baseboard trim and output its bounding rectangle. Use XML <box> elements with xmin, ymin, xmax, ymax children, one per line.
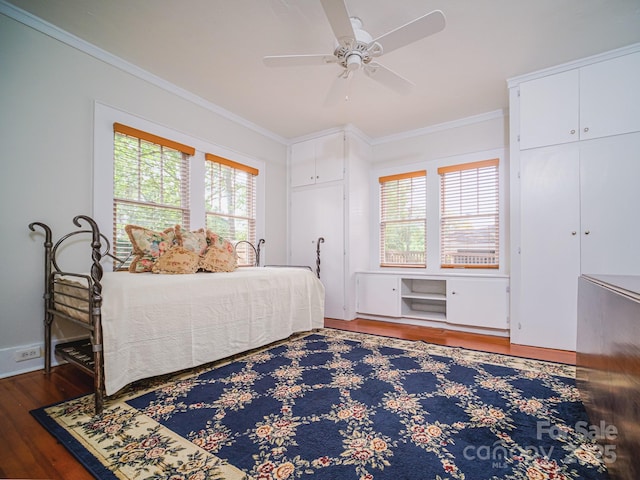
<box><xmin>0</xmin><ymin>335</ymin><xmax>88</xmax><ymax>379</ymax></box>
<box><xmin>356</xmin><ymin>314</ymin><xmax>510</xmax><ymax>338</ymax></box>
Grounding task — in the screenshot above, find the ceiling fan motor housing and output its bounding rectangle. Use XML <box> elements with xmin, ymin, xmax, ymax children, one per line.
<box><xmin>334</xmin><ymin>16</ymin><xmax>380</xmax><ymax>71</ymax></box>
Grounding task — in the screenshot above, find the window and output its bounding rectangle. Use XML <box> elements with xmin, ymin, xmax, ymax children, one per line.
<box><xmin>205</xmin><ymin>153</ymin><xmax>258</xmax><ymax>266</ymax></box>
<box><xmin>379</xmin><ymin>170</ymin><xmax>427</xmax><ymax>267</ymax></box>
<box><xmin>112</xmin><ymin>123</ymin><xmax>195</xmax><ymax>265</ymax></box>
<box><xmin>439</xmin><ymin>159</ymin><xmax>499</xmax><ymax>268</ymax></box>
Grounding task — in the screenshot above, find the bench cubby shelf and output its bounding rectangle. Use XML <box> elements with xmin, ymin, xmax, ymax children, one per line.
<box><xmin>400</xmin><ymin>278</ymin><xmax>446</xmax><ymax>321</ymax></box>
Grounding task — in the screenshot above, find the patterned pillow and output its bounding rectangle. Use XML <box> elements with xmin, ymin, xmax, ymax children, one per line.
<box><xmin>125</xmin><ymin>225</ymin><xmax>177</xmax><ymax>273</ymax></box>
<box><xmin>200</xmin><ymin>230</ymin><xmax>237</xmax><ymax>272</ymax></box>
<box><xmin>152</xmin><ymin>246</ymin><xmax>200</xmax><ymax>274</ymax></box>
<box><xmin>175</xmin><ymin>226</ymin><xmax>208</xmax><ymax>255</ymax></box>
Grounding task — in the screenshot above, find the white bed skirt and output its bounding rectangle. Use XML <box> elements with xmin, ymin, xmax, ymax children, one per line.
<box><xmin>101</xmin><ymin>267</ymin><xmax>325</xmax><ymax>395</ymax></box>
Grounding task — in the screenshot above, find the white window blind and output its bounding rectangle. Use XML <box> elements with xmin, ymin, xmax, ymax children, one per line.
<box><xmin>379</xmin><ymin>170</ymin><xmax>427</xmax><ymax>267</ymax></box>
<box><xmin>439</xmin><ymin>159</ymin><xmax>499</xmax><ymax>269</ymax></box>
<box><xmin>205</xmin><ymin>153</ymin><xmax>258</xmax><ymax>266</ymax></box>
<box><xmin>112</xmin><ymin>123</ymin><xmax>194</xmax><ymax>266</ymax></box>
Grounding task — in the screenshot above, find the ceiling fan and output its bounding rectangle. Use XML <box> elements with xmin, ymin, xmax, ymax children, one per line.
<box><xmin>263</xmin><ymin>0</ymin><xmax>446</xmax><ymax>104</ymax></box>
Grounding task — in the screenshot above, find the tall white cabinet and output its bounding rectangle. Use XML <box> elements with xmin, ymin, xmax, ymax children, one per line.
<box><xmin>289</xmin><ymin>130</ymin><xmax>371</xmax><ymax>320</ymax></box>
<box><xmin>509</xmin><ymin>46</ymin><xmax>640</xmax><ymax>351</ymax></box>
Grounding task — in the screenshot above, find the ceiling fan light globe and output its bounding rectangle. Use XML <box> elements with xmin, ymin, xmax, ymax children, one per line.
<box><xmin>346</xmin><ymin>53</ymin><xmax>362</xmax><ymax>71</ymax></box>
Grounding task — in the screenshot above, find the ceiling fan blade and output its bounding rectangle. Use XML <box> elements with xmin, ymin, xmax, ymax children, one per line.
<box><xmin>324</xmin><ymin>71</ymin><xmax>353</xmax><ymax>107</ymax></box>
<box><xmin>320</xmin><ymin>0</ymin><xmax>355</xmax><ymax>45</ymax></box>
<box><xmin>263</xmin><ymin>54</ymin><xmax>337</xmax><ymax>67</ymax></box>
<box><xmin>372</xmin><ymin>10</ymin><xmax>445</xmax><ymax>55</ymax></box>
<box><xmin>364</xmin><ymin>62</ymin><xmax>414</xmax><ymax>95</ymax></box>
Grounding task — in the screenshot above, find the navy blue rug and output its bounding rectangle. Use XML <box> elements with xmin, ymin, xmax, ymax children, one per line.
<box><xmin>33</xmin><ymin>329</ymin><xmax>610</xmax><ymax>479</ymax></box>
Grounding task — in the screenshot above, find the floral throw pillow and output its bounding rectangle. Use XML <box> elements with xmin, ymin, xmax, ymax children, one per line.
<box><xmin>200</xmin><ymin>230</ymin><xmax>237</xmax><ymax>272</ymax></box>
<box><xmin>152</xmin><ymin>246</ymin><xmax>200</xmax><ymax>274</ymax></box>
<box><xmin>125</xmin><ymin>225</ymin><xmax>176</xmax><ymax>273</ymax></box>
<box><xmin>175</xmin><ymin>226</ymin><xmax>208</xmax><ymax>255</ymax></box>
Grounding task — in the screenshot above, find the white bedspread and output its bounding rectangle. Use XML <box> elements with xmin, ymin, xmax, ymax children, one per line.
<box><xmin>101</xmin><ymin>267</ymin><xmax>324</xmax><ymax>395</ymax></box>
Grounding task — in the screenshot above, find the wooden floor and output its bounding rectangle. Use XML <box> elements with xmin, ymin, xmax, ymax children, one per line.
<box><xmin>0</xmin><ymin>319</ymin><xmax>575</xmax><ymax>479</ymax></box>
<box><xmin>325</xmin><ymin>318</ymin><xmax>576</xmax><ymax>364</ymax></box>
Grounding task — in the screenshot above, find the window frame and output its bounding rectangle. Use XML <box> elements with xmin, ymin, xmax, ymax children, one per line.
<box><xmin>438</xmin><ymin>158</ymin><xmax>500</xmax><ymax>269</ymax></box>
<box><xmin>112</xmin><ymin>124</ymin><xmax>195</xmax><ymax>266</ymax></box>
<box><xmin>378</xmin><ymin>170</ymin><xmax>427</xmax><ymax>268</ymax></box>
<box><xmin>204</xmin><ymin>153</ymin><xmax>259</xmax><ymax>266</ymax></box>
<box><xmin>93</xmin><ymin>103</ymin><xmax>265</xmax><ymax>271</ymax></box>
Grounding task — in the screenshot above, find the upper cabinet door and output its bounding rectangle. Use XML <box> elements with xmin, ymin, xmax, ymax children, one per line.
<box><xmin>519</xmin><ymin>69</ymin><xmax>580</xmax><ymax>150</ymax></box>
<box><xmin>315</xmin><ymin>132</ymin><xmax>344</xmax><ymax>184</ymax></box>
<box><xmin>580</xmin><ymin>51</ymin><xmax>640</xmax><ymax>141</ymax></box>
<box><xmin>290</xmin><ymin>140</ymin><xmax>316</xmax><ymax>187</ymax></box>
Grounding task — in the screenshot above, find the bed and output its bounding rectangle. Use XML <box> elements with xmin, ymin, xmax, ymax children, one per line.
<box><xmin>29</xmin><ymin>215</ymin><xmax>325</xmax><ymax>413</ymax></box>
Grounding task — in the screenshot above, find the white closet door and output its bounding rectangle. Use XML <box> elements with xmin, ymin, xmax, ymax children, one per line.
<box><xmin>519</xmin><ymin>69</ymin><xmax>579</xmax><ymax>150</ymax></box>
<box><xmin>517</xmin><ymin>144</ymin><xmax>581</xmax><ymax>350</ymax></box>
<box><xmin>580</xmin><ymin>52</ymin><xmax>640</xmax><ymax>141</ymax></box>
<box><xmin>290</xmin><ymin>184</ymin><xmax>345</xmax><ymax>319</ymax></box>
<box><xmin>580</xmin><ymin>132</ymin><xmax>640</xmax><ymax>275</ymax></box>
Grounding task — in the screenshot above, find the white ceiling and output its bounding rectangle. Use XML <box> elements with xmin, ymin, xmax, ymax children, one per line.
<box><xmin>7</xmin><ymin>0</ymin><xmax>640</xmax><ymax>140</ymax></box>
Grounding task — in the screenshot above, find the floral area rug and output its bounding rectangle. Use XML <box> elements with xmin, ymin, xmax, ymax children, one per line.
<box><xmin>32</xmin><ymin>329</ymin><xmax>610</xmax><ymax>479</ymax></box>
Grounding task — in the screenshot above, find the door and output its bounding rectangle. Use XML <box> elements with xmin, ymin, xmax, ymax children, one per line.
<box><xmin>290</xmin><ymin>184</ymin><xmax>345</xmax><ymax>319</ymax></box>
<box><xmin>447</xmin><ymin>278</ymin><xmax>509</xmax><ymax>329</ymax></box>
<box><xmin>580</xmin><ymin>132</ymin><xmax>640</xmax><ymax>275</ymax></box>
<box><xmin>519</xmin><ymin>69</ymin><xmax>579</xmax><ymax>150</ymax></box>
<box><xmin>516</xmin><ymin>144</ymin><xmax>581</xmax><ymax>350</ymax></box>
<box><xmin>314</xmin><ymin>132</ymin><xmax>344</xmax><ymax>184</ymax></box>
<box><xmin>290</xmin><ymin>140</ymin><xmax>316</xmax><ymax>187</ymax></box>
<box><xmin>580</xmin><ymin>51</ymin><xmax>640</xmax><ymax>141</ymax></box>
<box><xmin>356</xmin><ymin>274</ymin><xmax>399</xmax><ymax>317</ymax></box>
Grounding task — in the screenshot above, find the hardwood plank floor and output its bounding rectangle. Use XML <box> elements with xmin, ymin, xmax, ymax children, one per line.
<box><xmin>325</xmin><ymin>318</ymin><xmax>576</xmax><ymax>364</ymax></box>
<box><xmin>0</xmin><ymin>319</ymin><xmax>574</xmax><ymax>479</ymax></box>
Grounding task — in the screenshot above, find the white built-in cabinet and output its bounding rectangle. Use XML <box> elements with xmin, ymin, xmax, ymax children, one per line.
<box><xmin>290</xmin><ymin>132</ymin><xmax>345</xmax><ymax>187</ymax></box>
<box><xmin>519</xmin><ymin>51</ymin><xmax>640</xmax><ymax>149</ymax></box>
<box><xmin>289</xmin><ymin>131</ymin><xmax>371</xmax><ymax>320</ymax></box>
<box><xmin>510</xmin><ymin>46</ymin><xmax>640</xmax><ymax>351</ymax></box>
<box><xmin>356</xmin><ymin>273</ymin><xmax>510</xmax><ymax>333</ymax></box>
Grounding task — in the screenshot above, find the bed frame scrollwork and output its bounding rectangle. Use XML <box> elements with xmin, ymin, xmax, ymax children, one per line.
<box><xmin>28</xmin><ymin>215</ymin><xmax>123</xmax><ymax>413</ymax></box>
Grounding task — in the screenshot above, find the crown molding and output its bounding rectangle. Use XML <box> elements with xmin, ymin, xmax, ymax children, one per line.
<box><xmin>371</xmin><ymin>109</ymin><xmax>506</xmax><ymax>146</ymax></box>
<box><xmin>288</xmin><ymin>123</ymin><xmax>373</xmax><ymax>145</ymax></box>
<box><xmin>507</xmin><ymin>42</ymin><xmax>640</xmax><ymax>88</ymax></box>
<box><xmin>0</xmin><ymin>0</ymin><xmax>287</xmax><ymax>145</ymax></box>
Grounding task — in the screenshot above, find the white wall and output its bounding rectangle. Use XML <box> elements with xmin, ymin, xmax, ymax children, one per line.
<box><xmin>0</xmin><ymin>12</ymin><xmax>288</xmax><ymax>376</ymax></box>
<box><xmin>371</xmin><ymin>111</ymin><xmax>508</xmax><ymax>167</ymax></box>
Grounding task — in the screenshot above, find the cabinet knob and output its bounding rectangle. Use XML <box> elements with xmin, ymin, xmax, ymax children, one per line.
<box><xmin>583</xmin><ymin>127</ymin><xmax>589</xmax><ymax>133</ymax></box>
<box><xmin>585</xmin><ymin>230</ymin><xmax>590</xmax><ymax>235</ymax></box>
<box><xmin>451</xmin><ymin>291</ymin><xmax>456</xmax><ymax>295</ymax></box>
<box><xmin>571</xmin><ymin>231</ymin><xmax>577</xmax><ymax>235</ymax></box>
<box><xmin>570</xmin><ymin>129</ymin><xmax>576</xmax><ymax>135</ymax></box>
